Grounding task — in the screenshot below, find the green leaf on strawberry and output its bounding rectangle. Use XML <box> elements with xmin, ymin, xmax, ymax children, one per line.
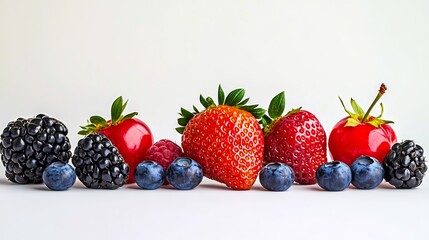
<box><xmin>268</xmin><ymin>92</ymin><xmax>285</xmax><ymax>119</ymax></box>
<box><xmin>225</xmin><ymin>88</ymin><xmax>245</xmax><ymax>106</ymax></box>
<box><xmin>218</xmin><ymin>84</ymin><xmax>225</xmax><ymax>105</ymax></box>
<box><xmin>261</xmin><ymin>91</ymin><xmax>302</xmax><ymax>135</ymax></box>
<box><xmin>177</xmin><ymin>85</ymin><xmax>266</xmax><ymax>134</ymax></box>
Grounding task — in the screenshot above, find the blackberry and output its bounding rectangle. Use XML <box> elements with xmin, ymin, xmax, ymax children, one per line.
<box><xmin>0</xmin><ymin>114</ymin><xmax>72</xmax><ymax>184</ymax></box>
<box><xmin>383</xmin><ymin>140</ymin><xmax>427</xmax><ymax>189</ymax></box>
<box><xmin>72</xmin><ymin>133</ymin><xmax>129</xmax><ymax>189</ymax></box>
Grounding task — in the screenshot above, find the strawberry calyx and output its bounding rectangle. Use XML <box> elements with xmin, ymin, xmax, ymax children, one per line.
<box><xmin>176</xmin><ymin>85</ymin><xmax>266</xmax><ymax>134</ymax></box>
<box><xmin>261</xmin><ymin>91</ymin><xmax>302</xmax><ymax>136</ymax></box>
<box><xmin>339</xmin><ymin>83</ymin><xmax>394</xmax><ymax>128</ymax></box>
<box><xmin>78</xmin><ymin>96</ymin><xmax>138</xmax><ymax>135</ymax></box>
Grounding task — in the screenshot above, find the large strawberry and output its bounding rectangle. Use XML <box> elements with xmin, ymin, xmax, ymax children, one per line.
<box><xmin>177</xmin><ymin>85</ymin><xmax>266</xmax><ymax>190</ymax></box>
<box><xmin>263</xmin><ymin>92</ymin><xmax>327</xmax><ymax>184</ymax></box>
<box><xmin>79</xmin><ymin>96</ymin><xmax>153</xmax><ymax>183</ymax></box>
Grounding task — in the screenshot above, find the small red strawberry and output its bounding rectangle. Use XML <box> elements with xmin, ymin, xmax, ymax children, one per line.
<box><xmin>143</xmin><ymin>139</ymin><xmax>184</xmax><ymax>170</ymax></box>
<box><xmin>263</xmin><ymin>92</ymin><xmax>327</xmax><ymax>184</ymax></box>
<box><xmin>177</xmin><ymin>85</ymin><xmax>266</xmax><ymax>190</ymax></box>
<box><xmin>79</xmin><ymin>96</ymin><xmax>153</xmax><ymax>184</ymax></box>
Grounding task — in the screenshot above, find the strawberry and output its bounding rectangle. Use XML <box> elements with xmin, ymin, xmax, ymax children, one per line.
<box><xmin>79</xmin><ymin>96</ymin><xmax>153</xmax><ymax>183</ymax></box>
<box><xmin>177</xmin><ymin>85</ymin><xmax>266</xmax><ymax>190</ymax></box>
<box><xmin>263</xmin><ymin>92</ymin><xmax>327</xmax><ymax>184</ymax></box>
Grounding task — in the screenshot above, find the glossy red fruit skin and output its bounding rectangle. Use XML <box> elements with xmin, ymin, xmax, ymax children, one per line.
<box><xmin>328</xmin><ymin>116</ymin><xmax>397</xmax><ymax>166</ymax></box>
<box><xmin>98</xmin><ymin>118</ymin><xmax>153</xmax><ymax>183</ymax></box>
<box><xmin>264</xmin><ymin>110</ymin><xmax>327</xmax><ymax>185</ymax></box>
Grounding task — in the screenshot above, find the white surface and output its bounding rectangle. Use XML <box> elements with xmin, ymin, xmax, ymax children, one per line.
<box><xmin>1</xmin><ymin>176</ymin><xmax>428</xmax><ymax>240</ymax></box>
<box><xmin>1</xmin><ymin>1</ymin><xmax>429</xmax><ymax>239</ymax></box>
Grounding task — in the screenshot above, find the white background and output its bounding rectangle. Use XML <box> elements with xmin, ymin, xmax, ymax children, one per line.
<box><xmin>1</xmin><ymin>1</ymin><xmax>428</xmax><ymax>239</ymax></box>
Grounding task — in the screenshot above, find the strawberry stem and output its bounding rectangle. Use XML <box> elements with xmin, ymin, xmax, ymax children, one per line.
<box><xmin>177</xmin><ymin>85</ymin><xmax>266</xmax><ymax>134</ymax></box>
<box><xmin>362</xmin><ymin>84</ymin><xmax>386</xmax><ymax>123</ymax></box>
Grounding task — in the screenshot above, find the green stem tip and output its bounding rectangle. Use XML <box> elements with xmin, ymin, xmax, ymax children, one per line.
<box><xmin>362</xmin><ymin>83</ymin><xmax>386</xmax><ymax>123</ymax></box>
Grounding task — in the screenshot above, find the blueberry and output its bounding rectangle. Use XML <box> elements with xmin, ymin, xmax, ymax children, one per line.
<box><xmin>166</xmin><ymin>157</ymin><xmax>203</xmax><ymax>190</ymax></box>
<box><xmin>134</xmin><ymin>161</ymin><xmax>165</xmax><ymax>190</ymax></box>
<box><xmin>259</xmin><ymin>162</ymin><xmax>294</xmax><ymax>191</ymax></box>
<box><xmin>316</xmin><ymin>161</ymin><xmax>351</xmax><ymax>191</ymax></box>
<box><xmin>42</xmin><ymin>162</ymin><xmax>76</xmax><ymax>191</ymax></box>
<box><xmin>350</xmin><ymin>156</ymin><xmax>384</xmax><ymax>189</ymax></box>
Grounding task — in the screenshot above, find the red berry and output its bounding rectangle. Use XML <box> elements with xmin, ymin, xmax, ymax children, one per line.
<box><xmin>263</xmin><ymin>92</ymin><xmax>327</xmax><ymax>184</ymax></box>
<box><xmin>328</xmin><ymin>84</ymin><xmax>397</xmax><ymax>165</ymax></box>
<box><xmin>143</xmin><ymin>139</ymin><xmax>184</xmax><ymax>170</ymax></box>
<box><xmin>79</xmin><ymin>97</ymin><xmax>153</xmax><ymax>183</ymax></box>
<box><xmin>178</xmin><ymin>86</ymin><xmax>266</xmax><ymax>190</ymax></box>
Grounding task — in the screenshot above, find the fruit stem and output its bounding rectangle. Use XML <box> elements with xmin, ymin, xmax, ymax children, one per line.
<box><xmin>362</xmin><ymin>83</ymin><xmax>386</xmax><ymax>123</ymax></box>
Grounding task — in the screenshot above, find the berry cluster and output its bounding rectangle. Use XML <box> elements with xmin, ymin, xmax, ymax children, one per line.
<box><xmin>0</xmin><ymin>85</ymin><xmax>426</xmax><ymax>192</ymax></box>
